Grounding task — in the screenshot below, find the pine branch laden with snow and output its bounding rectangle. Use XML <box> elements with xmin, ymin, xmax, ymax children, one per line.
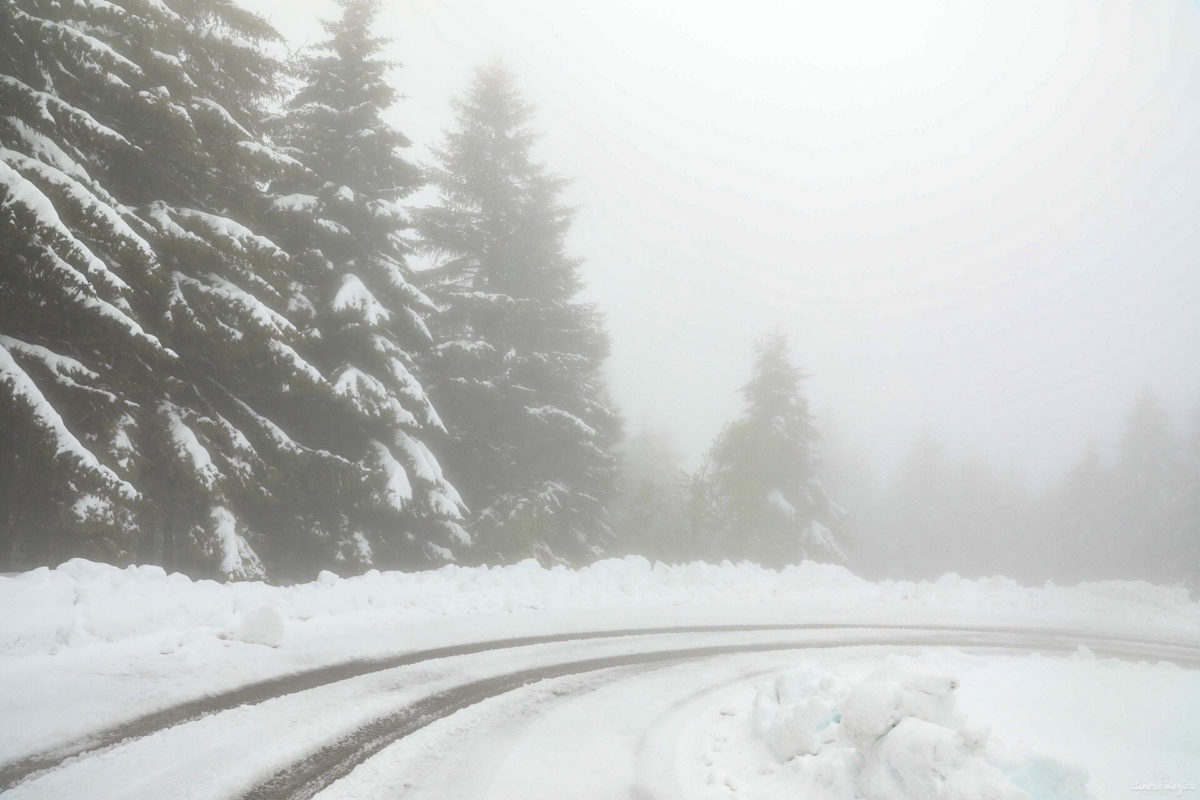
<box><xmin>0</xmin><ymin>344</ymin><xmax>138</xmax><ymax>538</ymax></box>
<box><xmin>332</xmin><ymin>274</ymin><xmax>390</xmax><ymax>326</ymax></box>
<box><xmin>0</xmin><ymin>159</ymin><xmax>162</xmax><ymax>353</ymax></box>
<box><xmin>137</xmin><ymin>402</ymin><xmax>271</xmax><ymax>580</ymax></box>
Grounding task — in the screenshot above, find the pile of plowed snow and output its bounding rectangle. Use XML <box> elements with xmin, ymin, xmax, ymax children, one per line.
<box><xmin>1</xmin><ymin>556</ymin><xmax>1196</xmax><ymax>655</ymax></box>
<box><xmin>754</xmin><ymin>659</ymin><xmax>1089</xmax><ymax>799</ymax></box>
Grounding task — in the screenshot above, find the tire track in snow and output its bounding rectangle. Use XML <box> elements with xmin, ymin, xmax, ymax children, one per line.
<box><xmin>1</xmin><ymin>625</ymin><xmax>797</xmax><ymax>790</ymax></box>
<box><xmin>629</xmin><ymin>664</ymin><xmax>786</xmax><ymax>800</ymax></box>
<box><xmin>234</xmin><ymin>630</ymin><xmax>1200</xmax><ymax>800</ymax></box>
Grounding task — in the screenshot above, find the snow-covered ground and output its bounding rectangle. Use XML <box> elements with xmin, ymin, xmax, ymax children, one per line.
<box><xmin>744</xmin><ymin>652</ymin><xmax>1199</xmax><ymax>800</ymax></box>
<box><xmin>1</xmin><ymin>557</ymin><xmax>1197</xmax><ymax>799</ymax></box>
<box><xmin>319</xmin><ymin>648</ymin><xmax>1199</xmax><ymax>800</ymax></box>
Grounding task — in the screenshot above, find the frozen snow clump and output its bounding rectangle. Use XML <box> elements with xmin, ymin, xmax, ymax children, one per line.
<box><xmin>753</xmin><ymin>658</ymin><xmax>1090</xmax><ymax>800</ymax></box>
<box><xmin>226</xmin><ymin>603</ymin><xmax>285</xmax><ymax>647</ymax></box>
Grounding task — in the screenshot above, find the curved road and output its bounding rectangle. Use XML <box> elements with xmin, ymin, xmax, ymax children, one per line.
<box><xmin>5</xmin><ymin>624</ymin><xmax>1198</xmax><ymax>799</ymax></box>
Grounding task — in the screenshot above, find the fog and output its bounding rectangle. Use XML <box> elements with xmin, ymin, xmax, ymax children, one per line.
<box><xmin>242</xmin><ymin>0</ymin><xmax>1200</xmax><ymax>487</ymax></box>
<box><xmin>4</xmin><ymin>0</ymin><xmax>1195</xmax><ymax>584</ymax></box>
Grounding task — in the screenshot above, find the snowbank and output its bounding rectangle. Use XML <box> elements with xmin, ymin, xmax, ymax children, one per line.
<box><xmin>753</xmin><ymin>659</ymin><xmax>1090</xmax><ymax>799</ymax></box>
<box><xmin>0</xmin><ymin>556</ymin><xmax>1196</xmax><ymax>656</ymax></box>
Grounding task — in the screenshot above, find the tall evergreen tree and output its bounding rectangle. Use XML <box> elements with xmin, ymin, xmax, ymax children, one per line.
<box><xmin>268</xmin><ymin>0</ymin><xmax>467</xmax><ymax>572</ymax></box>
<box><xmin>416</xmin><ymin>63</ymin><xmax>619</xmax><ymax>564</ymax></box>
<box><xmin>701</xmin><ymin>332</ymin><xmax>843</xmax><ymax>567</ymax></box>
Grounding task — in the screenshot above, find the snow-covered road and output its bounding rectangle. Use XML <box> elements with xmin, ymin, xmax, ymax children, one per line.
<box><xmin>308</xmin><ymin>636</ymin><xmax>1200</xmax><ymax>800</ymax></box>
<box><xmin>2</xmin><ymin>559</ymin><xmax>1198</xmax><ymax>799</ymax></box>
<box><xmin>4</xmin><ymin>625</ymin><xmax>1198</xmax><ymax>800</ymax></box>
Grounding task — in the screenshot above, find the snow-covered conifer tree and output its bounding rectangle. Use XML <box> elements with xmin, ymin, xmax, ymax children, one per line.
<box><xmin>1</xmin><ymin>0</ymin><xmax>178</xmax><ymax>567</ymax></box>
<box><xmin>268</xmin><ymin>0</ymin><xmax>467</xmax><ymax>570</ymax></box>
<box><xmin>702</xmin><ymin>332</ymin><xmax>843</xmax><ymax>567</ymax></box>
<box><xmin>0</xmin><ymin>0</ymin><xmax>336</xmax><ymax>579</ymax></box>
<box><xmin>417</xmin><ymin>63</ymin><xmax>620</xmax><ymax>564</ymax></box>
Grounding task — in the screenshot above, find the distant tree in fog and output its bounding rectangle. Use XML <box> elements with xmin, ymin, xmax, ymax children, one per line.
<box><xmin>700</xmin><ymin>332</ymin><xmax>844</xmax><ymax>567</ymax></box>
<box><xmin>609</xmin><ymin>427</ymin><xmax>692</xmax><ymax>560</ymax></box>
<box><xmin>949</xmin><ymin>453</ymin><xmax>1032</xmax><ymax>577</ymax></box>
<box><xmin>1034</xmin><ymin>390</ymin><xmax>1194</xmax><ymax>587</ymax></box>
<box><xmin>813</xmin><ymin>422</ymin><xmax>877</xmax><ymax>572</ymax></box>
<box><xmin>1113</xmin><ymin>389</ymin><xmax>1180</xmax><ymax>580</ymax></box>
<box><xmin>880</xmin><ymin>430</ymin><xmax>950</xmax><ymax>577</ymax></box>
<box><xmin>1174</xmin><ymin>405</ymin><xmax>1200</xmax><ymax>587</ymax></box>
<box><xmin>416</xmin><ymin>63</ymin><xmax>620</xmax><ymax>565</ymax></box>
<box><xmin>1043</xmin><ymin>439</ymin><xmax>1118</xmax><ymax>582</ymax></box>
<box><xmin>862</xmin><ymin>431</ymin><xmax>1034</xmax><ymax>581</ymax></box>
<box><xmin>750</xmin><ymin>386</ymin><xmax>1194</xmax><ymax>588</ymax></box>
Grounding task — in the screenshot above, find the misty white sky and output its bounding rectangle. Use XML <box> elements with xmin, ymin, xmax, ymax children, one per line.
<box><xmin>242</xmin><ymin>0</ymin><xmax>1200</xmax><ymax>485</ymax></box>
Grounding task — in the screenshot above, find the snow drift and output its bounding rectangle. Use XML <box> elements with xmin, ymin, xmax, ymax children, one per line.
<box><xmin>1</xmin><ymin>556</ymin><xmax>1196</xmax><ymax>657</ymax></box>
